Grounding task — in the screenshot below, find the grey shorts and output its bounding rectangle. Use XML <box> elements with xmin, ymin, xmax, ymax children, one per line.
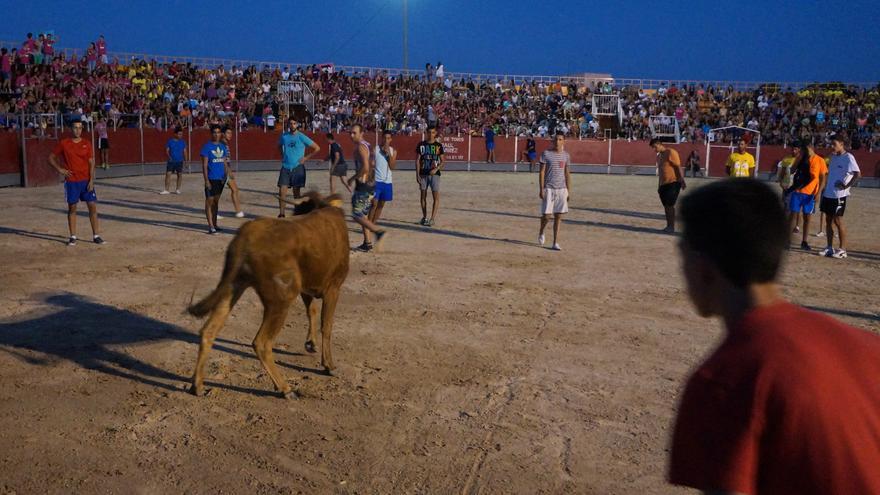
<box><xmin>418</xmin><ymin>174</ymin><xmax>441</xmax><ymax>192</ymax></box>
<box><xmin>330</xmin><ymin>161</ymin><xmax>348</xmax><ymax>177</ymax></box>
<box><xmin>278</xmin><ymin>166</ymin><xmax>306</xmax><ymax>188</ymax></box>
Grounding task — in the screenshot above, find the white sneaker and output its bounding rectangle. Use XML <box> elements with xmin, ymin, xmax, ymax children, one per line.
<box><xmin>174</xmin><ymin>190</ymin><xmax>181</xmax><ymax>195</ymax></box>
<box><xmin>793</xmin><ymin>226</ymin><xmax>800</xmax><ymax>233</ymax></box>
<box><xmin>538</xmin><ymin>234</ymin><xmax>545</xmax><ymax>246</ymax></box>
<box><xmin>552</xmin><ymin>243</ymin><xmax>561</xmax><ymax>251</ymax></box>
<box><xmin>832</xmin><ymin>249</ymin><xmax>848</xmax><ymax>259</ymax></box>
<box><xmin>821</xmin><ymin>247</ymin><xmax>835</xmax><ymax>257</ymax></box>
<box><xmin>235</xmin><ymin>211</ymin><xmax>245</xmax><ymax>218</ymax></box>
<box><xmin>815</xmin><ymin>231</ymin><xmax>825</xmax><ymax>237</ymax></box>
<box><xmin>159</xmin><ymin>190</ymin><xmax>170</xmax><ymax>195</ymax></box>
<box><xmin>216</xmin><ymin>214</ymin><xmax>223</xmax><ymax>220</ymax></box>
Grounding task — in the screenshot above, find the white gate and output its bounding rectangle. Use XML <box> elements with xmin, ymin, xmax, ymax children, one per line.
<box><xmin>649</xmin><ymin>115</ymin><xmax>681</xmax><ymax>143</ymax></box>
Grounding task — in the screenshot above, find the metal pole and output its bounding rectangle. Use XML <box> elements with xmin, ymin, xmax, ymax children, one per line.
<box><xmin>235</xmin><ymin>116</ymin><xmax>240</xmax><ymax>174</ymax></box>
<box><xmin>755</xmin><ymin>133</ymin><xmax>762</xmax><ymax>179</ymax></box>
<box><xmin>187</xmin><ymin>115</ymin><xmax>192</xmax><ymax>175</ymax></box>
<box><xmin>20</xmin><ymin>112</ymin><xmax>28</xmax><ymax>187</ymax></box>
<box><xmin>606</xmin><ymin>134</ymin><xmax>612</xmax><ymax>174</ymax></box>
<box><xmin>513</xmin><ymin>136</ymin><xmax>518</xmax><ymax>173</ymax></box>
<box><xmin>402</xmin><ymin>0</ymin><xmax>408</xmax><ymax>71</ymax></box>
<box><xmin>139</xmin><ymin>113</ymin><xmax>145</xmax><ymax>175</ymax></box>
<box><xmin>467</xmin><ymin>133</ymin><xmax>471</xmax><ymax>171</ymax></box>
<box><xmin>704</xmin><ymin>139</ymin><xmax>711</xmax><ymax>178</ymax></box>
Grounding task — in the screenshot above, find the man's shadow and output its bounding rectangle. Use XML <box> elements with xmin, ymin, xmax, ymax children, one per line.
<box><xmin>0</xmin><ymin>292</ymin><xmax>318</xmax><ymax>396</ymax></box>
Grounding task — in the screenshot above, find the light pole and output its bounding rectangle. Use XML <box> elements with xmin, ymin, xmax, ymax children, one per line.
<box><xmin>403</xmin><ymin>0</ymin><xmax>408</xmax><ymax>73</ymax></box>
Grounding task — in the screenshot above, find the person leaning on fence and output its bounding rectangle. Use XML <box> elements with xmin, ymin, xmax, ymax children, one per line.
<box><xmin>161</xmin><ymin>126</ymin><xmax>186</xmax><ymax>195</ymax></box>
<box><xmin>48</xmin><ymin>120</ymin><xmax>105</xmax><ymax>246</ymax></box>
<box><xmin>668</xmin><ymin>178</ymin><xmax>880</xmax><ymax>495</ymax></box>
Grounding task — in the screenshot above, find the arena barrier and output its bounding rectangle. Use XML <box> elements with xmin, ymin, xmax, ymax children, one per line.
<box><xmin>2</xmin><ymin>129</ymin><xmax>878</xmax><ymax>188</ymax></box>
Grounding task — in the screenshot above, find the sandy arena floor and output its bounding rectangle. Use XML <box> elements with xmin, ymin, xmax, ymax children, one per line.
<box><xmin>1</xmin><ymin>171</ymin><xmax>878</xmax><ymax>494</ymax></box>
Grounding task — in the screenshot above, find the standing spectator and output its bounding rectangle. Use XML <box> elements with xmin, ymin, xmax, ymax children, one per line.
<box><xmin>370</xmin><ymin>130</ymin><xmax>396</xmax><ymax>226</ymax></box>
<box><xmin>86</xmin><ymin>43</ymin><xmax>98</xmax><ymax>72</ymax></box>
<box><xmin>326</xmin><ymin>133</ymin><xmax>350</xmax><ymax>194</ymax></box>
<box><xmin>221</xmin><ymin>127</ymin><xmax>245</xmax><ymax>218</ymax></box>
<box><xmin>787</xmin><ymin>142</ymin><xmax>827</xmax><ymax>250</ymax></box>
<box><xmin>686</xmin><ymin>149</ymin><xmax>703</xmax><ymax>177</ymax></box>
<box><xmin>538</xmin><ymin>134</ymin><xmax>572</xmax><ymax>250</ymax></box>
<box><xmin>347</xmin><ymin>124</ymin><xmax>387</xmax><ymax>252</ymax></box>
<box><xmin>161</xmin><ymin>126</ymin><xmax>186</xmax><ymax>194</ymax></box>
<box><xmin>277</xmin><ymin>118</ymin><xmax>320</xmax><ymax>217</ymax></box>
<box><xmin>484</xmin><ymin>124</ymin><xmax>496</xmax><ymax>163</ymax></box>
<box><xmin>48</xmin><ymin>120</ymin><xmax>104</xmax><ymax>246</ymax></box>
<box><xmin>650</xmin><ymin>138</ymin><xmax>686</xmax><ymax>233</ymax></box>
<box><xmin>96</xmin><ymin>35</ymin><xmax>108</xmax><ymax>64</ymax></box>
<box><xmin>416</xmin><ymin>126</ymin><xmax>444</xmax><ymax>226</ymax></box>
<box><xmin>820</xmin><ymin>133</ymin><xmax>861</xmax><ymax>259</ymax></box>
<box><xmin>200</xmin><ymin>125</ymin><xmax>229</xmax><ymax>234</ymax></box>
<box><xmin>41</xmin><ymin>33</ymin><xmax>55</xmax><ymax>65</ymax></box>
<box><xmin>95</xmin><ymin>117</ymin><xmax>110</xmax><ymax>170</ymax></box>
<box><xmin>725</xmin><ymin>138</ymin><xmax>756</xmax><ymax>177</ymax></box>
<box><xmin>521</xmin><ymin>134</ymin><xmax>537</xmax><ymax>172</ymax></box>
<box><xmin>668</xmin><ymin>178</ymin><xmax>880</xmax><ymax>495</ymax></box>
<box><xmin>22</xmin><ymin>33</ymin><xmax>36</xmax><ymax>65</ymax></box>
<box><xmin>33</xmin><ymin>34</ymin><xmax>44</xmax><ymax>66</ymax></box>
<box><xmin>435</xmin><ymin>61</ymin><xmax>444</xmax><ymax>80</ymax></box>
<box><xmin>776</xmin><ymin>147</ymin><xmax>799</xmax><ymax>232</ymax></box>
<box><xmin>0</xmin><ymin>48</ymin><xmax>11</xmax><ymax>91</ymax></box>
<box><xmin>425</xmin><ymin>62</ymin><xmax>433</xmax><ymax>81</ymax></box>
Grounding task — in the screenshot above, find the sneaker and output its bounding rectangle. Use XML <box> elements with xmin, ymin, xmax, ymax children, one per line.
<box><xmin>538</xmin><ymin>234</ymin><xmax>545</xmax><ymax>246</ymax></box>
<box><xmin>552</xmin><ymin>243</ymin><xmax>561</xmax><ymax>251</ymax></box>
<box><xmin>821</xmin><ymin>247</ymin><xmax>835</xmax><ymax>257</ymax></box>
<box><xmin>208</xmin><ymin>228</ymin><xmax>218</xmax><ymax>235</ymax></box>
<box><xmin>793</xmin><ymin>226</ymin><xmax>800</xmax><ymax>233</ymax></box>
<box><xmin>355</xmin><ymin>242</ymin><xmax>373</xmax><ymax>252</ymax></box>
<box><xmin>832</xmin><ymin>249</ymin><xmax>848</xmax><ymax>259</ymax></box>
<box><xmin>235</xmin><ymin>211</ymin><xmax>245</xmax><ymax>218</ymax></box>
<box><xmin>374</xmin><ymin>230</ymin><xmax>388</xmax><ymax>250</ymax></box>
<box><xmin>93</xmin><ymin>235</ymin><xmax>105</xmax><ymax>245</ymax></box>
<box><xmin>427</xmin><ymin>219</ymin><xmax>435</xmax><ymax>227</ymax></box>
<box><xmin>815</xmin><ymin>231</ymin><xmax>825</xmax><ymax>237</ymax></box>
<box><xmin>800</xmin><ymin>241</ymin><xmax>811</xmax><ymax>251</ymax></box>
<box><xmin>67</xmin><ymin>236</ymin><xmax>77</xmax><ymax>246</ymax></box>
<box><xmin>277</xmin><ymin>213</ymin><xmax>285</xmax><ymax>218</ymax></box>
<box><xmin>419</xmin><ymin>217</ymin><xmax>427</xmax><ymax>226</ymax></box>
<box><xmin>159</xmin><ymin>190</ymin><xmax>170</xmax><ymax>195</ymax></box>
<box><xmin>216</xmin><ymin>214</ymin><xmax>223</xmax><ymax>220</ymax></box>
<box><xmin>174</xmin><ymin>190</ymin><xmax>181</xmax><ymax>195</ymax></box>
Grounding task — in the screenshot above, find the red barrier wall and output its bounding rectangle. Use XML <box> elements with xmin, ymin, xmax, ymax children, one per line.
<box><xmin>3</xmin><ymin>128</ymin><xmax>879</xmax><ymax>186</ymax></box>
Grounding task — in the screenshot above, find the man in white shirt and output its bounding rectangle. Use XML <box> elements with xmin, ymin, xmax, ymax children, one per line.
<box><xmin>369</xmin><ymin>131</ymin><xmax>396</xmax><ymax>226</ymax></box>
<box><xmin>819</xmin><ymin>134</ymin><xmax>861</xmax><ymax>259</ymax></box>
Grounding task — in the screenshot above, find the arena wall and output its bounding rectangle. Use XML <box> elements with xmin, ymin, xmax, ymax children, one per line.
<box><xmin>2</xmin><ymin>129</ymin><xmax>878</xmax><ymax>187</ymax></box>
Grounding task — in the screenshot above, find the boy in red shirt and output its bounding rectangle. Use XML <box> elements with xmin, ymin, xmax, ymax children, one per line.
<box><xmin>669</xmin><ymin>178</ymin><xmax>880</xmax><ymax>495</ymax></box>
<box><xmin>49</xmin><ymin>120</ymin><xmax>104</xmax><ymax>246</ymax></box>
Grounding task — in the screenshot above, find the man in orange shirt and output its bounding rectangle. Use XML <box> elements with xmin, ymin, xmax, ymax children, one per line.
<box><xmin>650</xmin><ymin>138</ymin><xmax>686</xmax><ymax>233</ymax></box>
<box><xmin>787</xmin><ymin>142</ymin><xmax>827</xmax><ymax>250</ymax></box>
<box><xmin>669</xmin><ymin>179</ymin><xmax>880</xmax><ymax>495</ymax></box>
<box><xmin>48</xmin><ymin>120</ymin><xmax>104</xmax><ymax>246</ymax></box>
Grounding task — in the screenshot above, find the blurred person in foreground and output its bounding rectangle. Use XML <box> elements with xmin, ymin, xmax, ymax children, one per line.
<box><xmin>668</xmin><ymin>178</ymin><xmax>880</xmax><ymax>495</ymax></box>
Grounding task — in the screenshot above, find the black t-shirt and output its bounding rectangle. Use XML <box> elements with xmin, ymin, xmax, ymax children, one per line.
<box><xmin>327</xmin><ymin>142</ymin><xmax>346</xmax><ymax>164</ymax></box>
<box><xmin>526</xmin><ymin>139</ymin><xmax>536</xmax><ymax>153</ymax></box>
<box><xmin>416</xmin><ymin>140</ymin><xmax>444</xmax><ymax>176</ymax></box>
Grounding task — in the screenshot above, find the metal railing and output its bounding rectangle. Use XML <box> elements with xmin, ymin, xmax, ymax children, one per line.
<box><xmin>2</xmin><ymin>40</ymin><xmax>877</xmax><ymax>92</ymax></box>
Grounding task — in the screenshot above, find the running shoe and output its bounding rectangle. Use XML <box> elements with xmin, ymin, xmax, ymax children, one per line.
<box><xmin>821</xmin><ymin>247</ymin><xmax>835</xmax><ymax>257</ymax></box>
<box><xmin>552</xmin><ymin>243</ymin><xmax>561</xmax><ymax>251</ymax></box>
<box><xmin>800</xmin><ymin>241</ymin><xmax>811</xmax><ymax>251</ymax></box>
<box><xmin>235</xmin><ymin>211</ymin><xmax>245</xmax><ymax>218</ymax></box>
<box><xmin>832</xmin><ymin>249</ymin><xmax>848</xmax><ymax>259</ymax></box>
<box><xmin>159</xmin><ymin>190</ymin><xmax>170</xmax><ymax>195</ymax></box>
<box><xmin>93</xmin><ymin>235</ymin><xmax>105</xmax><ymax>245</ymax></box>
<box><xmin>538</xmin><ymin>234</ymin><xmax>545</xmax><ymax>246</ymax></box>
<box><xmin>374</xmin><ymin>231</ymin><xmax>388</xmax><ymax>250</ymax></box>
<box><xmin>67</xmin><ymin>236</ymin><xmax>77</xmax><ymax>246</ymax></box>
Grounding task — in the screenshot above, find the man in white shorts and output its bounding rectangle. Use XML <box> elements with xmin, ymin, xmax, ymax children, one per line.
<box><xmin>819</xmin><ymin>134</ymin><xmax>861</xmax><ymax>259</ymax></box>
<box><xmin>538</xmin><ymin>134</ymin><xmax>571</xmax><ymax>251</ymax></box>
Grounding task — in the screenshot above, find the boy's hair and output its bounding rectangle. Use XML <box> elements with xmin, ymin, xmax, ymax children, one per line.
<box><xmin>325</xmin><ymin>133</ymin><xmax>334</xmax><ymax>140</ymax></box>
<box><xmin>680</xmin><ymin>179</ymin><xmax>787</xmax><ymax>287</ymax></box>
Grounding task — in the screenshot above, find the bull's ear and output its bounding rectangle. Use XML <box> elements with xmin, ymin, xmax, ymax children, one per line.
<box><xmin>328</xmin><ymin>198</ymin><xmax>343</xmax><ymax>208</ymax></box>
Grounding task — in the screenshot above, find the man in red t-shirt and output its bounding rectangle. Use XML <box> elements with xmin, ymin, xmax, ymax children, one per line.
<box><xmin>669</xmin><ymin>178</ymin><xmax>880</xmax><ymax>495</ymax></box>
<box><xmin>49</xmin><ymin>120</ymin><xmax>104</xmax><ymax>246</ymax></box>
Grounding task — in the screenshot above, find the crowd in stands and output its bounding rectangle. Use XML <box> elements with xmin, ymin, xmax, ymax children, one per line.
<box><xmin>1</xmin><ymin>33</ymin><xmax>879</xmax><ymax>149</ymax></box>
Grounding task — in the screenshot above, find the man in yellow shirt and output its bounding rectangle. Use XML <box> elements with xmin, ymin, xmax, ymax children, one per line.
<box><xmin>725</xmin><ymin>138</ymin><xmax>756</xmax><ymax>178</ymax></box>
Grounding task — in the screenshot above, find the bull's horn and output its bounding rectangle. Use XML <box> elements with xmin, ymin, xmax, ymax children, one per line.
<box><xmin>328</xmin><ymin>198</ymin><xmax>343</xmax><ymax>208</ymax></box>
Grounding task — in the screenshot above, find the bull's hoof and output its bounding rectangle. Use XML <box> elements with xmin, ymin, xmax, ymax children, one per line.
<box><xmin>282</xmin><ymin>389</ymin><xmax>297</xmax><ymax>400</ymax></box>
<box><xmin>323</xmin><ymin>367</ymin><xmax>336</xmax><ymax>377</ymax></box>
<box><xmin>304</xmin><ymin>341</ymin><xmax>317</xmax><ymax>353</ymax></box>
<box><xmin>189</xmin><ymin>383</ymin><xmax>204</xmax><ymax>397</ymax></box>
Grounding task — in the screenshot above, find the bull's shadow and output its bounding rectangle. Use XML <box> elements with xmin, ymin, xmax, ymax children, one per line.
<box><xmin>0</xmin><ymin>292</ymin><xmax>197</xmax><ymax>391</ymax></box>
<box><xmin>0</xmin><ymin>292</ymin><xmax>321</xmax><ymax>395</ymax></box>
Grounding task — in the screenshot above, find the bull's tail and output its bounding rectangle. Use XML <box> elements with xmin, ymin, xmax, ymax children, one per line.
<box><xmin>187</xmin><ymin>235</ymin><xmax>246</xmax><ymax>318</ymax></box>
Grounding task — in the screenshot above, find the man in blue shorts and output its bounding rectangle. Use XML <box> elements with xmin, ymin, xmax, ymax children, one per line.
<box><xmin>161</xmin><ymin>126</ymin><xmax>186</xmax><ymax>194</ymax></box>
<box><xmin>200</xmin><ymin>125</ymin><xmax>229</xmax><ymax>234</ymax></box>
<box><xmin>369</xmin><ymin>130</ymin><xmax>396</xmax><ymax>226</ymax></box>
<box><xmin>48</xmin><ymin>120</ymin><xmax>104</xmax><ymax>246</ymax></box>
<box><xmin>485</xmin><ymin>123</ymin><xmax>496</xmax><ymax>163</ymax></box>
<box><xmin>347</xmin><ymin>124</ymin><xmax>387</xmax><ymax>252</ymax></box>
<box><xmin>521</xmin><ymin>133</ymin><xmax>537</xmax><ymax>172</ymax></box>
<box><xmin>278</xmin><ymin>118</ymin><xmax>320</xmax><ymax>217</ymax></box>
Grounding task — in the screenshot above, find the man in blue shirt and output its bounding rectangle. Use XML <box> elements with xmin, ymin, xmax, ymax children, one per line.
<box><xmin>200</xmin><ymin>125</ymin><xmax>230</xmax><ymax>234</ymax></box>
<box><xmin>484</xmin><ymin>124</ymin><xmax>496</xmax><ymax>163</ymax></box>
<box><xmin>161</xmin><ymin>126</ymin><xmax>187</xmax><ymax>194</ymax></box>
<box><xmin>277</xmin><ymin>118</ymin><xmax>320</xmax><ymax>217</ymax></box>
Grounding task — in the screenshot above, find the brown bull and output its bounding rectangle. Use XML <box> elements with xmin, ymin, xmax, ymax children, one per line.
<box><xmin>187</xmin><ymin>192</ymin><xmax>349</xmax><ymax>398</ymax></box>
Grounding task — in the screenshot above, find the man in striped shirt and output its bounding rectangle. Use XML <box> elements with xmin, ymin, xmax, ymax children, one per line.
<box><xmin>538</xmin><ymin>135</ymin><xmax>571</xmax><ymax>251</ymax></box>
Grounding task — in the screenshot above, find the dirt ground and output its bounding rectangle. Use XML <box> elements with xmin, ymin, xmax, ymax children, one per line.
<box><xmin>1</xmin><ymin>170</ymin><xmax>878</xmax><ymax>495</ymax></box>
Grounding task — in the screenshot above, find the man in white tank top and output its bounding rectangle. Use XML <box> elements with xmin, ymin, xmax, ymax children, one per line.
<box><xmin>369</xmin><ymin>130</ymin><xmax>396</xmax><ymax>226</ymax></box>
<box><xmin>347</xmin><ymin>124</ymin><xmax>387</xmax><ymax>252</ymax></box>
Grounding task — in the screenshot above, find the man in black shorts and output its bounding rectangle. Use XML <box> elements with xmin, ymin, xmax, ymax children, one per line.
<box><xmin>819</xmin><ymin>134</ymin><xmax>861</xmax><ymax>259</ymax></box>
<box><xmin>416</xmin><ymin>126</ymin><xmax>444</xmax><ymax>226</ymax></box>
<box><xmin>327</xmin><ymin>133</ymin><xmax>350</xmax><ymax>194</ymax></box>
<box><xmin>200</xmin><ymin>125</ymin><xmax>230</xmax><ymax>234</ymax></box>
<box><xmin>650</xmin><ymin>138</ymin><xmax>686</xmax><ymax>233</ymax></box>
